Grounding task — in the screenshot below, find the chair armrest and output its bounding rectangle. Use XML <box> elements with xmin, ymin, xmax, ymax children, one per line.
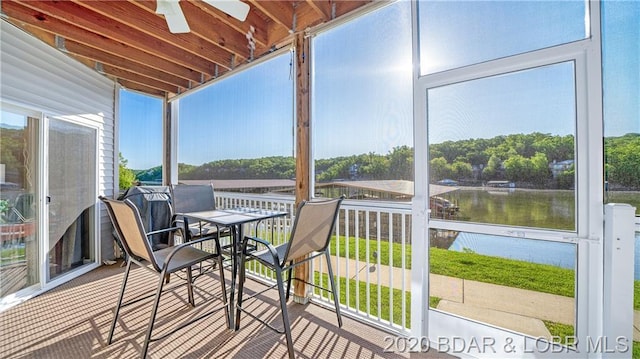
<box><xmin>170</xmin><ymin>214</ymin><xmax>192</xmax><ymax>240</ymax></box>
<box><xmin>162</xmin><ymin>234</ymin><xmax>222</xmax><ymax>265</ymax></box>
<box><xmin>147</xmin><ymin>226</ymin><xmax>182</xmax><ymax>237</ymax></box>
<box><xmin>147</xmin><ymin>226</ymin><xmax>182</xmax><ymax>247</ymax></box>
<box><xmin>171</xmin><ymin>213</ymin><xmax>189</xmax><ymax>224</ymax></box>
<box><xmin>242</xmin><ymin>236</ymin><xmax>280</xmax><ymax>265</ymax></box>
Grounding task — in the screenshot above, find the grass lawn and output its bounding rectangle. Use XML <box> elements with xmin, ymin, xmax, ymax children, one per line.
<box><xmin>326</xmin><ymin>234</ymin><xmax>640</xmax><ymax>349</ymax></box>
<box><xmin>313</xmin><ymin>269</ymin><xmax>578</xmax><ymax>346</ymax></box>
<box><xmin>255</xmin><ymin>233</ymin><xmax>638</xmax><ymax>352</ymax></box>
<box><xmin>312</xmin><ymin>271</ymin><xmax>411</xmax><ymax>327</ymax></box>
<box><xmin>329</xmin><ymin>235</ymin><xmax>640</xmax><ymax>305</ymax></box>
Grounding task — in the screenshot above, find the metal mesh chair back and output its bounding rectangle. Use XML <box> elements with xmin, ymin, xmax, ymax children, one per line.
<box><xmin>102</xmin><ymin>197</ymin><xmax>156</xmax><ymax>267</ymax></box>
<box><xmin>171</xmin><ymin>184</ymin><xmax>217</xmax><ymax>213</ymax></box>
<box><xmin>283</xmin><ymin>197</ymin><xmax>342</xmax><ymax>264</ymax></box>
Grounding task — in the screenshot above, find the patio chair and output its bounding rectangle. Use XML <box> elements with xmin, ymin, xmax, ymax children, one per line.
<box><xmin>235</xmin><ymin>196</ymin><xmax>344</xmax><ymax>359</ymax></box>
<box><xmin>170</xmin><ymin>184</ymin><xmax>231</xmax><ymax>244</ymax></box>
<box><xmin>99</xmin><ymin>196</ymin><xmax>229</xmax><ymax>358</ymax></box>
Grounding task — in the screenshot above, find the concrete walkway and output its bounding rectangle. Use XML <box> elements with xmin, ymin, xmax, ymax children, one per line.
<box><xmin>313</xmin><ymin>256</ymin><xmax>577</xmax><ymax>339</ymax></box>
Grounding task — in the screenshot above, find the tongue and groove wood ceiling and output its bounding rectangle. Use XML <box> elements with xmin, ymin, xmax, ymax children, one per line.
<box><xmin>1</xmin><ymin>0</ymin><xmax>373</xmax><ymax>98</ymax></box>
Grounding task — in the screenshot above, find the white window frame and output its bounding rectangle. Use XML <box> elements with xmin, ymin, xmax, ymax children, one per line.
<box><xmin>411</xmin><ymin>1</ymin><xmax>604</xmax><ymax>355</ymax></box>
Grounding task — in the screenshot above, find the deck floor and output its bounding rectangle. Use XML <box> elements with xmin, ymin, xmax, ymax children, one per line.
<box><xmin>0</xmin><ymin>260</ymin><xmax>453</xmax><ymax>358</ymax></box>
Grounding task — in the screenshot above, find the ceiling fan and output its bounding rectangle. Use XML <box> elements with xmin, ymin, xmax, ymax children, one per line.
<box><xmin>156</xmin><ymin>0</ymin><xmax>250</xmax><ymax>33</ymax></box>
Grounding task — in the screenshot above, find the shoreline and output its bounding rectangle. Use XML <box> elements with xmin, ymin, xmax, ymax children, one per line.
<box><xmin>450</xmin><ymin>186</ymin><xmax>640</xmax><ymax>195</ymax></box>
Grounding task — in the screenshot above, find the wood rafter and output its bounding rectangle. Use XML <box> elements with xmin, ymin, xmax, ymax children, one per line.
<box><xmin>1</xmin><ymin>0</ymin><xmax>373</xmax><ymax>97</ymax></box>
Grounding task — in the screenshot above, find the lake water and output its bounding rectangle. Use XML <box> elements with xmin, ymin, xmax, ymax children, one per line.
<box><xmin>449</xmin><ymin>231</ymin><xmax>640</xmax><ymax>279</ymax></box>
<box><xmin>442</xmin><ymin>188</ymin><xmax>640</xmax><ymax>278</ymax></box>
<box><xmin>449</xmin><ymin>188</ymin><xmax>640</xmax><ymax>230</ymax></box>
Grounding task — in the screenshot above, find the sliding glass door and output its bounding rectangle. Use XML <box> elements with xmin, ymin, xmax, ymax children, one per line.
<box><xmin>46</xmin><ymin>117</ymin><xmax>96</xmax><ymax>280</ymax></box>
<box><xmin>0</xmin><ymin>109</ymin><xmax>98</xmax><ymax>305</ymax></box>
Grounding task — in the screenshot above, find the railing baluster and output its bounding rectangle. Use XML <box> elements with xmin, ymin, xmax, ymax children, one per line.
<box><xmin>401</xmin><ymin>213</ymin><xmax>407</xmax><ymax>330</ymax></box>
<box><xmin>388</xmin><ymin>211</ymin><xmax>393</xmax><ymax>327</ymax></box>
<box><xmin>345</xmin><ymin>208</ymin><xmax>350</xmax><ymax>310</ymax></box>
<box><xmin>354</xmin><ymin>208</ymin><xmax>359</xmax><ymax>314</ymax></box>
<box><xmin>365</xmin><ymin>209</ymin><xmax>370</xmax><ymax>318</ymax></box>
<box><xmin>376</xmin><ymin>211</ymin><xmax>381</xmax><ymax>320</ymax></box>
<box><xmin>215</xmin><ymin>192</ymin><xmax>411</xmax><ymax>333</ymax></box>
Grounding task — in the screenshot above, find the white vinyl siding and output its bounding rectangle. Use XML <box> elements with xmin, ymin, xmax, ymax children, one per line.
<box><xmin>1</xmin><ymin>20</ymin><xmax>116</xmax><ymax>261</ymax></box>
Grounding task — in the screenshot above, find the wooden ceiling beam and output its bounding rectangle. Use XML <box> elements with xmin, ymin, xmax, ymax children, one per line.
<box><xmin>13</xmin><ymin>22</ymin><xmax>181</xmax><ymax>95</ymax></box>
<box><xmin>334</xmin><ymin>0</ymin><xmax>373</xmax><ymax>17</ymax></box>
<box><xmin>2</xmin><ymin>0</ymin><xmax>375</xmax><ymax>98</ymax></box>
<box><xmin>117</xmin><ymin>79</ymin><xmax>166</xmax><ymax>97</ymax></box>
<box><xmin>249</xmin><ymin>0</ymin><xmax>295</xmax><ymax>31</ymax></box>
<box><xmin>190</xmin><ymin>0</ymin><xmax>270</xmax><ymax>48</ymax></box>
<box><xmin>305</xmin><ymin>0</ymin><xmax>332</xmax><ymax>21</ymax></box>
<box><xmin>1</xmin><ymin>1</ymin><xmax>202</xmax><ymax>84</ymax></box>
<box><xmin>72</xmin><ymin>0</ymin><xmax>238</xmax><ymax>69</ymax></box>
<box><xmin>13</xmin><ymin>0</ymin><xmax>217</xmax><ymax>75</ymax></box>
<box><xmin>132</xmin><ymin>0</ymin><xmax>254</xmax><ymax>61</ymax></box>
<box><xmin>101</xmin><ymin>65</ymin><xmax>181</xmax><ymax>94</ymax></box>
<box><xmin>268</xmin><ymin>0</ymin><xmax>373</xmax><ymax>44</ymax></box>
<box><xmin>293</xmin><ymin>1</ymin><xmax>329</xmax><ymax>31</ymax></box>
<box><xmin>61</xmin><ymin>39</ymin><xmax>191</xmax><ymax>90</ymax></box>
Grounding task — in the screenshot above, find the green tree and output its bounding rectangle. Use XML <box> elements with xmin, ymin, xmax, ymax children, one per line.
<box><xmin>605</xmin><ymin>134</ymin><xmax>640</xmax><ymax>188</ymax></box>
<box><xmin>119</xmin><ymin>153</ymin><xmax>137</xmax><ymax>190</ymax></box>
<box><xmin>482</xmin><ymin>154</ymin><xmax>502</xmax><ymax>180</ymax></box>
<box><xmin>451</xmin><ymin>161</ymin><xmax>472</xmax><ymax>180</ymax></box>
<box><xmin>530</xmin><ymin>152</ymin><xmax>551</xmax><ymax>185</ymax></box>
<box><xmin>503</xmin><ymin>154</ymin><xmax>530</xmax><ymax>182</ymax></box>
<box><xmin>556</xmin><ymin>164</ymin><xmax>575</xmax><ymax>189</ymax></box>
<box><xmin>136</xmin><ymin>166</ymin><xmax>162</xmax><ymax>183</ymax></box>
<box><xmin>178</xmin><ymin>163</ymin><xmax>197</xmax><ymax>178</ymax></box>
<box><xmin>388</xmin><ymin>146</ymin><xmax>414</xmax><ymax>180</ymax></box>
<box><xmin>430</xmin><ymin>157</ymin><xmax>450</xmax><ymax>182</ymax></box>
<box><xmin>317</xmin><ymin>157</ymin><xmax>355</xmax><ymax>182</ymax></box>
<box><xmin>359</xmin><ymin>153</ymin><xmax>389</xmax><ymax>179</ymax></box>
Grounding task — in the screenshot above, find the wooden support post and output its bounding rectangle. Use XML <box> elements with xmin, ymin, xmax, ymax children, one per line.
<box><xmin>293</xmin><ymin>31</ymin><xmax>311</xmax><ymax>304</ymax></box>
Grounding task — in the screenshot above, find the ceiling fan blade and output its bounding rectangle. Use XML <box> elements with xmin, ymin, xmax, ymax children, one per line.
<box><xmin>156</xmin><ymin>0</ymin><xmax>190</xmax><ymax>33</ymax></box>
<box><xmin>203</xmin><ymin>0</ymin><xmax>250</xmax><ymax>22</ymax></box>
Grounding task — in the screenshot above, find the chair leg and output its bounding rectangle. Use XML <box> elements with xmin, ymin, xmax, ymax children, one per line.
<box><xmin>217</xmin><ymin>252</ymin><xmax>230</xmax><ymax>329</ymax></box>
<box><xmin>275</xmin><ymin>267</ymin><xmax>295</xmax><ymax>359</ymax></box>
<box><xmin>142</xmin><ymin>270</ymin><xmax>167</xmax><ymax>358</ymax></box>
<box><xmin>325</xmin><ymin>251</ymin><xmax>342</xmax><ymax>327</ymax></box>
<box><xmin>186</xmin><ymin>266</ymin><xmax>195</xmax><ymax>307</ymax></box>
<box><xmin>285</xmin><ymin>261</ymin><xmax>294</xmax><ymax>301</ymax></box>
<box><xmin>108</xmin><ymin>258</ymin><xmax>133</xmax><ymax>344</ymax></box>
<box><xmin>234</xmin><ymin>249</ymin><xmax>247</xmax><ymax>330</ymax></box>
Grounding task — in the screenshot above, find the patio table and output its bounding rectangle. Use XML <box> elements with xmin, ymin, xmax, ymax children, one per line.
<box><xmin>177</xmin><ymin>207</ymin><xmax>288</xmax><ymax>329</ymax></box>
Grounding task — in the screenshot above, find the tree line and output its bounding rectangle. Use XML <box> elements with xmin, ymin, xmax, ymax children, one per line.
<box><xmin>429</xmin><ymin>132</ymin><xmax>576</xmax><ymax>188</ymax></box>
<box><xmin>130</xmin><ymin>133</ymin><xmax>640</xmax><ymax>190</ymax></box>
<box><xmin>173</xmin><ymin>146</ymin><xmax>414</xmax><ymax>182</ymax></box>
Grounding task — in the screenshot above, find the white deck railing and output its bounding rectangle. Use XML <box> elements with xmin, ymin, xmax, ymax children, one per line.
<box><xmin>216</xmin><ymin>192</ymin><xmax>412</xmax><ymax>333</ymax></box>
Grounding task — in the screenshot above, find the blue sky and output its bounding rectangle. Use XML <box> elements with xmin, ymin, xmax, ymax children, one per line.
<box><xmin>119</xmin><ymin>0</ymin><xmax>639</xmax><ymax>170</ymax></box>
<box><xmin>428</xmin><ymin>62</ymin><xmax>577</xmax><ymax>143</ymax></box>
<box><xmin>176</xmin><ymin>54</ymin><xmax>294</xmax><ymax>166</ymax></box>
<box><xmin>119</xmin><ymin>91</ymin><xmax>163</xmax><ymax>169</ymax></box>
<box><xmin>311</xmin><ymin>1</ymin><xmax>414</xmax><ymax>159</ymax></box>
